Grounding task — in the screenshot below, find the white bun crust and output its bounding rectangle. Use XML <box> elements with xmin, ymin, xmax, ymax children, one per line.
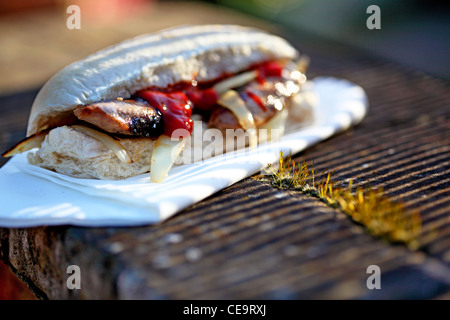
<box><xmin>27</xmin><ymin>24</ymin><xmax>298</xmax><ymax>136</ymax></box>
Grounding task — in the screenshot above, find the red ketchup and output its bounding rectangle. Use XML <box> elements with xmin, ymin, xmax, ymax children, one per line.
<box><xmin>256</xmin><ymin>61</ymin><xmax>283</xmax><ymax>84</ymax></box>
<box><xmin>185</xmin><ymin>88</ymin><xmax>219</xmax><ymax>111</ymax></box>
<box><xmin>245</xmin><ymin>89</ymin><xmax>267</xmax><ymax>112</ymax></box>
<box><xmin>137</xmin><ymin>61</ymin><xmax>284</xmax><ymax>137</ymax></box>
<box><xmin>137</xmin><ymin>90</ymin><xmax>193</xmax><ymax>138</ymax></box>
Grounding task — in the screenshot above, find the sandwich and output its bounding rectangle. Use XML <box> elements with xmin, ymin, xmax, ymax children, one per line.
<box><xmin>2</xmin><ymin>24</ymin><xmax>315</xmax><ymax>183</ymax></box>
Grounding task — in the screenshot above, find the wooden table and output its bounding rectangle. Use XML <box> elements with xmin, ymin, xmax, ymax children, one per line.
<box><xmin>0</xmin><ymin>2</ymin><xmax>449</xmax><ymax>300</ymax></box>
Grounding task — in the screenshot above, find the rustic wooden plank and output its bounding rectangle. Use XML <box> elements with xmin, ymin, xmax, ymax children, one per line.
<box><xmin>1</xmin><ymin>180</ymin><xmax>450</xmax><ymax>299</ymax></box>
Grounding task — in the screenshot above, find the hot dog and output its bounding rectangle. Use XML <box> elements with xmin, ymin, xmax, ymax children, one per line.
<box><xmin>2</xmin><ymin>25</ymin><xmax>315</xmax><ymax>182</ymax></box>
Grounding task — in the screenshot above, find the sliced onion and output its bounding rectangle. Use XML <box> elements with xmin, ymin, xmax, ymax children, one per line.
<box><xmin>71</xmin><ymin>125</ymin><xmax>133</xmax><ymax>164</ymax></box>
<box><xmin>150</xmin><ymin>134</ymin><xmax>187</xmax><ymax>183</ymax></box>
<box><xmin>296</xmin><ymin>55</ymin><xmax>310</xmax><ymax>74</ymax></box>
<box><xmin>1</xmin><ymin>131</ymin><xmax>48</xmax><ymax>157</ymax></box>
<box><xmin>258</xmin><ymin>108</ymin><xmax>288</xmax><ymax>142</ymax></box>
<box><xmin>217</xmin><ymin>90</ymin><xmax>258</xmax><ymax>150</ymax></box>
<box><xmin>213</xmin><ymin>70</ymin><xmax>258</xmax><ymax>95</ymax></box>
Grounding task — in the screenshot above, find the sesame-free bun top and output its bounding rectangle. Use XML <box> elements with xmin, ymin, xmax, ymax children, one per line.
<box><xmin>27</xmin><ymin>24</ymin><xmax>298</xmax><ymax>136</ymax></box>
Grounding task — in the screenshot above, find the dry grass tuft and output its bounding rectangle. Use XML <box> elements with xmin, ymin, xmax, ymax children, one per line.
<box><xmin>264</xmin><ymin>152</ymin><xmax>423</xmax><ymax>249</ymax></box>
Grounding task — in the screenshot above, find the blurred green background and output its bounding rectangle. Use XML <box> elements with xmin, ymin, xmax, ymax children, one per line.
<box><xmin>210</xmin><ymin>0</ymin><xmax>450</xmax><ymax>80</ymax></box>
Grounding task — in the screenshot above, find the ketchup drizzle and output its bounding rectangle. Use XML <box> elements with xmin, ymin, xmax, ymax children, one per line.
<box><xmin>245</xmin><ymin>90</ymin><xmax>267</xmax><ymax>112</ymax></box>
<box><xmin>136</xmin><ymin>90</ymin><xmax>193</xmax><ymax>137</ymax></box>
<box><xmin>137</xmin><ymin>61</ymin><xmax>284</xmax><ymax>137</ymax></box>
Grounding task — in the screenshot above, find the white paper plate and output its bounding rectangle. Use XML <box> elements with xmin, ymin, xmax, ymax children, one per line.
<box><xmin>0</xmin><ymin>77</ymin><xmax>368</xmax><ymax>227</ymax></box>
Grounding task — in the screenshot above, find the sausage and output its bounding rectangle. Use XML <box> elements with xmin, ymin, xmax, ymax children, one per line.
<box><xmin>208</xmin><ymin>79</ymin><xmax>291</xmax><ymax>131</ymax></box>
<box><xmin>74</xmin><ymin>99</ymin><xmax>163</xmax><ymax>137</ymax></box>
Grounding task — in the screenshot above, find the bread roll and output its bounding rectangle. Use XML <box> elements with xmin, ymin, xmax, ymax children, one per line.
<box><xmin>24</xmin><ymin>25</ymin><xmax>304</xmax><ymax>180</ymax></box>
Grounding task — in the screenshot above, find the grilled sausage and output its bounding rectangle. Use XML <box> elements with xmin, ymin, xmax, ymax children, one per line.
<box><xmin>208</xmin><ymin>79</ymin><xmax>294</xmax><ymax>131</ymax></box>
<box><xmin>74</xmin><ymin>99</ymin><xmax>163</xmax><ymax>137</ymax></box>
